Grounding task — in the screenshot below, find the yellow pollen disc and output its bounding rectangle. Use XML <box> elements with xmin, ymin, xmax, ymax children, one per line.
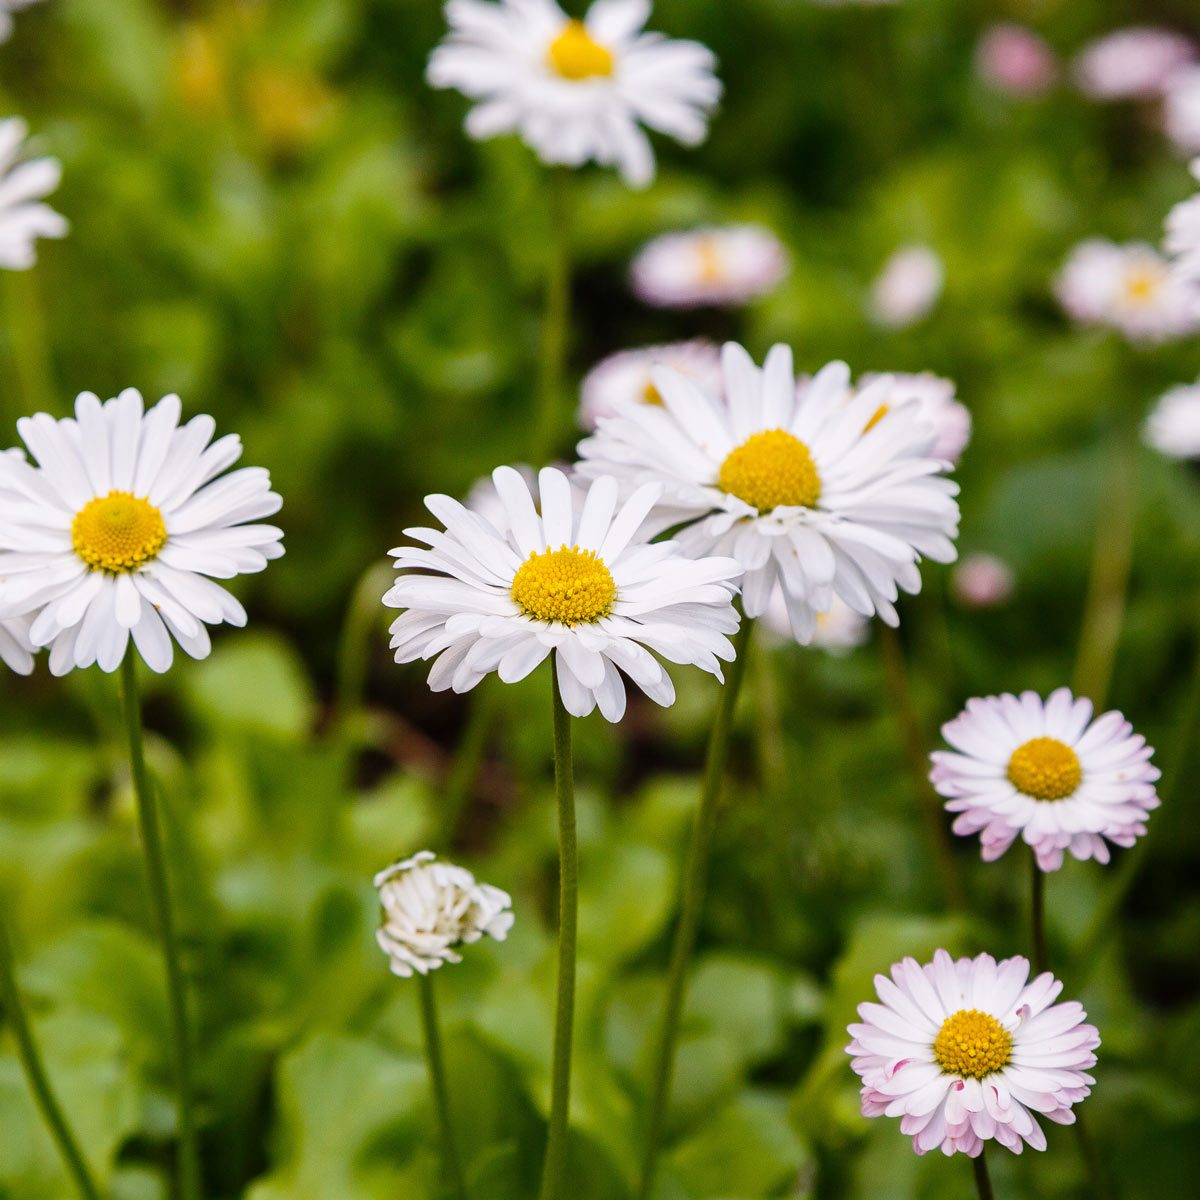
<box><xmin>696</xmin><ymin>236</ymin><xmax>724</xmax><ymax>283</ymax></box>
<box><xmin>1007</xmin><ymin>736</ymin><xmax>1082</xmax><ymax>801</ymax></box>
<box><xmin>864</xmin><ymin>402</ymin><xmax>889</xmax><ymax>432</ymax></box>
<box><xmin>547</xmin><ymin>20</ymin><xmax>614</xmax><ymax>80</ymax></box>
<box><xmin>72</xmin><ymin>491</ymin><xmax>168</xmax><ymax>574</ymax></box>
<box><xmin>1125</xmin><ymin>265</ymin><xmax>1164</xmax><ymax>304</ymax></box>
<box><xmin>718</xmin><ymin>429</ymin><xmax>821</xmax><ymax>512</ymax></box>
<box><xmin>933</xmin><ymin>1009</ymin><xmax>1013</xmax><ymax>1079</ymax></box>
<box><xmin>511</xmin><ymin>544</ymin><xmax>616</xmax><ymax>625</ymax></box>
<box><xmin>642</xmin><ymin>378</ymin><xmax>664</xmax><ymax>406</ymax></box>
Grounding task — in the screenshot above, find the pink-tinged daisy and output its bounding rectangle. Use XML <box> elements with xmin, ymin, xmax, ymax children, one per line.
<box><xmin>847</xmin><ymin>950</ymin><xmax>1100</xmax><ymax>1157</ymax></box>
<box><xmin>951</xmin><ymin>554</ymin><xmax>1014</xmax><ymax>610</ymax></box>
<box><xmin>931</xmin><ymin>688</ymin><xmax>1160</xmax><ymax>872</ymax></box>
<box><xmin>868</xmin><ymin>245</ymin><xmax>944</xmax><ymax>329</ymax></box>
<box><xmin>1073</xmin><ymin>26</ymin><xmax>1194</xmax><ymax>100</ymax></box>
<box><xmin>975</xmin><ymin>24</ymin><xmax>1058</xmax><ymax>98</ymax></box>
<box><xmin>0</xmin><ymin>390</ymin><xmax>284</xmax><ymax>675</ymax></box>
<box><xmin>580</xmin><ymin>340</ymin><xmax>722</xmax><ymax>429</ymax></box>
<box><xmin>630</xmin><ymin>225</ymin><xmax>789</xmax><ymax>309</ymax></box>
<box><xmin>1164</xmin><ymin>66</ymin><xmax>1200</xmax><ymax>157</ymax></box>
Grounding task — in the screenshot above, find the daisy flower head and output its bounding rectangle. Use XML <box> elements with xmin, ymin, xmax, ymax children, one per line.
<box><xmin>1073</xmin><ymin>27</ymin><xmax>1194</xmax><ymax>100</ymax></box>
<box><xmin>577</xmin><ymin>342</ymin><xmax>961</xmax><ymax>643</ymax></box>
<box><xmin>0</xmin><ymin>390</ymin><xmax>284</xmax><ymax>676</ymax></box>
<box><xmin>931</xmin><ymin>688</ymin><xmax>1160</xmax><ymax>872</ymax></box>
<box><xmin>1144</xmin><ymin>378</ymin><xmax>1200</xmax><ymax>460</ymax></box>
<box><xmin>384</xmin><ymin>465</ymin><xmax>742</xmax><ymax>722</ymax></box>
<box><xmin>630</xmin><ymin>225</ymin><xmax>789</xmax><ymax>309</ymax></box>
<box><xmin>580</xmin><ymin>340</ymin><xmax>722</xmax><ymax>429</ymax></box>
<box><xmin>1054</xmin><ymin>239</ymin><xmax>1200</xmax><ymax>343</ymax></box>
<box><xmin>1164</xmin><ymin>159</ymin><xmax>1200</xmax><ymax>284</ymax></box>
<box><xmin>426</xmin><ymin>0</ymin><xmax>721</xmax><ymax>189</ymax></box>
<box><xmin>0</xmin><ymin>117</ymin><xmax>67</xmax><ymax>271</ymax></box>
<box><xmin>761</xmin><ymin>588</ymin><xmax>868</xmax><ymax>653</ymax></box>
<box><xmin>0</xmin><ymin>1</ymin><xmax>43</xmax><ymax>45</ymax></box>
<box><xmin>853</xmin><ymin>373</ymin><xmax>970</xmax><ymax>466</ymax></box>
<box><xmin>375</xmin><ymin>851</ymin><xmax>514</xmax><ymax>978</ymax></box>
<box><xmin>1164</xmin><ymin>67</ymin><xmax>1200</xmax><ymax>157</ymax></box>
<box><xmin>869</xmin><ymin>245</ymin><xmax>944</xmax><ymax>329</ymax></box>
<box><xmin>847</xmin><ymin>949</ymin><xmax>1100</xmax><ymax>1157</ymax></box>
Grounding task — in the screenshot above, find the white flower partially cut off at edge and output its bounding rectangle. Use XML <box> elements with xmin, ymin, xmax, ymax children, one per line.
<box><xmin>385</xmin><ymin>465</ymin><xmax>742</xmax><ymax>722</ymax></box>
<box><xmin>630</xmin><ymin>225</ymin><xmax>789</xmax><ymax>309</ymax></box>
<box><xmin>0</xmin><ymin>390</ymin><xmax>284</xmax><ymax>675</ymax></box>
<box><xmin>0</xmin><ymin>117</ymin><xmax>67</xmax><ymax>271</ymax></box>
<box><xmin>869</xmin><ymin>245</ymin><xmax>944</xmax><ymax>329</ymax></box>
<box><xmin>1145</xmin><ymin>377</ymin><xmax>1200</xmax><ymax>460</ymax></box>
<box><xmin>931</xmin><ymin>688</ymin><xmax>1160</xmax><ymax>872</ymax></box>
<box><xmin>1164</xmin><ymin>158</ymin><xmax>1200</xmax><ymax>284</ymax></box>
<box><xmin>375</xmin><ymin>851</ymin><xmax>514</xmax><ymax>978</ymax></box>
<box><xmin>847</xmin><ymin>950</ymin><xmax>1100</xmax><ymax>1158</ymax></box>
<box><xmin>580</xmin><ymin>340</ymin><xmax>722</xmax><ymax>428</ymax></box>
<box><xmin>1073</xmin><ymin>26</ymin><xmax>1195</xmax><ymax>100</ymax></box>
<box><xmin>0</xmin><ymin>1</ymin><xmax>43</xmax><ymax>45</ymax></box>
<box><xmin>577</xmin><ymin>342</ymin><xmax>960</xmax><ymax>644</ymax></box>
<box><xmin>427</xmin><ymin>0</ymin><xmax>721</xmax><ymax>189</ymax></box>
<box><xmin>1165</xmin><ymin>67</ymin><xmax>1200</xmax><ymax>157</ymax></box>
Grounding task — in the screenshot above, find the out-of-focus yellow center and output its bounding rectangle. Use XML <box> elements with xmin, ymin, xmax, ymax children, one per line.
<box><xmin>642</xmin><ymin>378</ymin><xmax>665</xmax><ymax>405</ymax></box>
<box><xmin>72</xmin><ymin>491</ymin><xmax>167</xmax><ymax>574</ymax></box>
<box><xmin>547</xmin><ymin>20</ymin><xmax>614</xmax><ymax>80</ymax></box>
<box><xmin>696</xmin><ymin>236</ymin><xmax>725</xmax><ymax>283</ymax></box>
<box><xmin>864</xmin><ymin>403</ymin><xmax>889</xmax><ymax>432</ymax></box>
<box><xmin>1007</xmin><ymin>736</ymin><xmax>1082</xmax><ymax>801</ymax></box>
<box><xmin>1124</xmin><ymin>264</ymin><xmax>1165</xmax><ymax>305</ymax></box>
<box><xmin>511</xmin><ymin>545</ymin><xmax>616</xmax><ymax>624</ymax></box>
<box><xmin>718</xmin><ymin>429</ymin><xmax>821</xmax><ymax>512</ymax></box>
<box><xmin>933</xmin><ymin>1009</ymin><xmax>1013</xmax><ymax>1079</ymax></box>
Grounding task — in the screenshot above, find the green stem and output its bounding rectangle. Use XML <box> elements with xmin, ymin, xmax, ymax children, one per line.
<box><xmin>971</xmin><ymin>1149</ymin><xmax>995</xmax><ymax>1200</ymax></box>
<box><xmin>1030</xmin><ymin>852</ymin><xmax>1047</xmax><ymax>976</ymax></box>
<box><xmin>418</xmin><ymin>973</ymin><xmax>469</xmax><ymax>1200</ymax></box>
<box><xmin>637</xmin><ymin>617</ymin><xmax>754</xmax><ymax>1200</ymax></box>
<box><xmin>538</xmin><ymin>667</ymin><xmax>578</xmax><ymax>1200</ymax></box>
<box><xmin>0</xmin><ymin>914</ymin><xmax>103</xmax><ymax>1200</ymax></box>
<box><xmin>440</xmin><ymin>682</ymin><xmax>500</xmax><ymax>849</ymax></box>
<box><xmin>534</xmin><ymin>171</ymin><xmax>572</xmax><ymax>462</ymax></box>
<box><xmin>120</xmin><ymin>656</ymin><xmax>201</xmax><ymax>1200</ymax></box>
<box><xmin>878</xmin><ymin>625</ymin><xmax>966</xmax><ymax>911</ymax></box>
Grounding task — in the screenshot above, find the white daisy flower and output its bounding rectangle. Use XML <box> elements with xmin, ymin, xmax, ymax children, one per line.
<box><xmin>1164</xmin><ymin>159</ymin><xmax>1200</xmax><ymax>283</ymax></box>
<box><xmin>869</xmin><ymin>245</ymin><xmax>944</xmax><ymax>329</ymax></box>
<box><xmin>384</xmin><ymin>465</ymin><xmax>742</xmax><ymax>722</ymax></box>
<box><xmin>375</xmin><ymin>851</ymin><xmax>514</xmax><ymax>978</ymax></box>
<box><xmin>577</xmin><ymin>342</ymin><xmax>960</xmax><ymax>643</ymax></box>
<box><xmin>951</xmin><ymin>554</ymin><xmax>1014</xmax><ymax>610</ymax></box>
<box><xmin>0</xmin><ymin>389</ymin><xmax>284</xmax><ymax>676</ymax></box>
<box><xmin>0</xmin><ymin>1</ymin><xmax>43</xmax><ymax>45</ymax></box>
<box><xmin>850</xmin><ymin>373</ymin><xmax>970</xmax><ymax>467</ymax></box>
<box><xmin>1144</xmin><ymin>378</ymin><xmax>1200</xmax><ymax>460</ymax></box>
<box><xmin>761</xmin><ymin>588</ymin><xmax>868</xmax><ymax>653</ymax></box>
<box><xmin>0</xmin><ymin>117</ymin><xmax>67</xmax><ymax>271</ymax></box>
<box><xmin>1164</xmin><ymin>66</ymin><xmax>1200</xmax><ymax>157</ymax></box>
<box><xmin>931</xmin><ymin>688</ymin><xmax>1160</xmax><ymax>872</ymax></box>
<box><xmin>580</xmin><ymin>340</ymin><xmax>722</xmax><ymax>429</ymax></box>
<box><xmin>1054</xmin><ymin>239</ymin><xmax>1200</xmax><ymax>343</ymax></box>
<box><xmin>630</xmin><ymin>225</ymin><xmax>789</xmax><ymax>309</ymax></box>
<box><xmin>1073</xmin><ymin>26</ymin><xmax>1194</xmax><ymax>100</ymax></box>
<box><xmin>426</xmin><ymin>0</ymin><xmax>721</xmax><ymax>189</ymax></box>
<box><xmin>847</xmin><ymin>950</ymin><xmax>1100</xmax><ymax>1158</ymax></box>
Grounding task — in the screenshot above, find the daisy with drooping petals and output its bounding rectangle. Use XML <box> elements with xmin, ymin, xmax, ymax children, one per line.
<box><xmin>0</xmin><ymin>390</ymin><xmax>284</xmax><ymax>676</ymax></box>
<box><xmin>426</xmin><ymin>0</ymin><xmax>721</xmax><ymax>189</ymax></box>
<box><xmin>577</xmin><ymin>342</ymin><xmax>960</xmax><ymax>642</ymax></box>
<box><xmin>0</xmin><ymin>117</ymin><xmax>67</xmax><ymax>271</ymax></box>
<box><xmin>847</xmin><ymin>949</ymin><xmax>1100</xmax><ymax>1158</ymax></box>
<box><xmin>385</xmin><ymin>465</ymin><xmax>741</xmax><ymax>721</ymax></box>
<box><xmin>931</xmin><ymin>688</ymin><xmax>1160</xmax><ymax>872</ymax></box>
<box><xmin>1073</xmin><ymin>27</ymin><xmax>1194</xmax><ymax>100</ymax></box>
<box><xmin>1144</xmin><ymin>378</ymin><xmax>1200</xmax><ymax>460</ymax></box>
<box><xmin>630</xmin><ymin>225</ymin><xmax>789</xmax><ymax>309</ymax></box>
<box><xmin>580</xmin><ymin>340</ymin><xmax>722</xmax><ymax>429</ymax></box>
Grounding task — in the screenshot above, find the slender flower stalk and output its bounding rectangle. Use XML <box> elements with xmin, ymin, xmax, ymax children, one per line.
<box><xmin>119</xmin><ymin>656</ymin><xmax>200</xmax><ymax>1200</ymax></box>
<box><xmin>637</xmin><ymin>616</ymin><xmax>753</xmax><ymax>1200</ymax></box>
<box><xmin>0</xmin><ymin>913</ymin><xmax>102</xmax><ymax>1200</ymax></box>
<box><xmin>418</xmin><ymin>972</ymin><xmax>469</xmax><ymax>1200</ymax></box>
<box><xmin>972</xmin><ymin>1150</ymin><xmax>995</xmax><ymax>1200</ymax></box>
<box><xmin>535</xmin><ymin>172</ymin><xmax>571</xmax><ymax>460</ymax></box>
<box><xmin>539</xmin><ymin>670</ymin><xmax>578</xmax><ymax>1200</ymax></box>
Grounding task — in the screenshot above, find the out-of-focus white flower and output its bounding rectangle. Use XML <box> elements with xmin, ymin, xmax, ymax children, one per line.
<box><xmin>0</xmin><ymin>1</ymin><xmax>43</xmax><ymax>45</ymax></box>
<box><xmin>761</xmin><ymin>587</ymin><xmax>868</xmax><ymax>652</ymax></box>
<box><xmin>976</xmin><ymin>24</ymin><xmax>1058</xmax><ymax>97</ymax></box>
<box><xmin>854</xmin><ymin>373</ymin><xmax>970</xmax><ymax>466</ymax></box>
<box><xmin>1073</xmin><ymin>27</ymin><xmax>1194</xmax><ymax>100</ymax></box>
<box><xmin>1145</xmin><ymin>378</ymin><xmax>1200</xmax><ymax>460</ymax></box>
<box><xmin>580</xmin><ymin>341</ymin><xmax>722</xmax><ymax>428</ymax></box>
<box><xmin>869</xmin><ymin>245</ymin><xmax>944</xmax><ymax>329</ymax></box>
<box><xmin>931</xmin><ymin>688</ymin><xmax>1160</xmax><ymax>872</ymax></box>
<box><xmin>630</xmin><ymin>225</ymin><xmax>789</xmax><ymax>309</ymax></box>
<box><xmin>1054</xmin><ymin>239</ymin><xmax>1200</xmax><ymax>343</ymax></box>
<box><xmin>848</xmin><ymin>950</ymin><xmax>1100</xmax><ymax>1157</ymax></box>
<box><xmin>1165</xmin><ymin>159</ymin><xmax>1200</xmax><ymax>283</ymax></box>
<box><xmin>951</xmin><ymin>554</ymin><xmax>1014</xmax><ymax>609</ymax></box>
<box><xmin>375</xmin><ymin>851</ymin><xmax>514</xmax><ymax>977</ymax></box>
<box><xmin>426</xmin><ymin>0</ymin><xmax>721</xmax><ymax>189</ymax></box>
<box><xmin>0</xmin><ymin>117</ymin><xmax>67</xmax><ymax>271</ymax></box>
<box><xmin>1164</xmin><ymin>66</ymin><xmax>1200</xmax><ymax>156</ymax></box>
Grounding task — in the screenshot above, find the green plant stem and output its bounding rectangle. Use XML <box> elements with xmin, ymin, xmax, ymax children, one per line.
<box><xmin>878</xmin><ymin>625</ymin><xmax>966</xmax><ymax>912</ymax></box>
<box><xmin>538</xmin><ymin>668</ymin><xmax>578</xmax><ymax>1200</ymax></box>
<box><xmin>534</xmin><ymin>171</ymin><xmax>571</xmax><ymax>461</ymax></box>
<box><xmin>418</xmin><ymin>973</ymin><xmax>469</xmax><ymax>1200</ymax></box>
<box><xmin>1030</xmin><ymin>852</ymin><xmax>1047</xmax><ymax>975</ymax></box>
<box><xmin>971</xmin><ymin>1149</ymin><xmax>995</xmax><ymax>1200</ymax></box>
<box><xmin>120</xmin><ymin>656</ymin><xmax>201</xmax><ymax>1200</ymax></box>
<box><xmin>440</xmin><ymin>681</ymin><xmax>500</xmax><ymax>849</ymax></box>
<box><xmin>0</xmin><ymin>914</ymin><xmax>102</xmax><ymax>1200</ymax></box>
<box><xmin>637</xmin><ymin>617</ymin><xmax>754</xmax><ymax>1200</ymax></box>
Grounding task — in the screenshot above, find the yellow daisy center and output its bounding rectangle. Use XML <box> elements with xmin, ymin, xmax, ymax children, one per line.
<box><xmin>864</xmin><ymin>402</ymin><xmax>889</xmax><ymax>432</ymax></box>
<box><xmin>511</xmin><ymin>544</ymin><xmax>616</xmax><ymax>625</ymax></box>
<box><xmin>642</xmin><ymin>378</ymin><xmax>665</xmax><ymax>406</ymax></box>
<box><xmin>1007</xmin><ymin>736</ymin><xmax>1082</xmax><ymax>801</ymax></box>
<box><xmin>696</xmin><ymin>236</ymin><xmax>725</xmax><ymax>283</ymax></box>
<box><xmin>547</xmin><ymin>20</ymin><xmax>614</xmax><ymax>80</ymax></box>
<box><xmin>1124</xmin><ymin>264</ymin><xmax>1165</xmax><ymax>305</ymax></box>
<box><xmin>71</xmin><ymin>491</ymin><xmax>168</xmax><ymax>574</ymax></box>
<box><xmin>933</xmin><ymin>1009</ymin><xmax>1013</xmax><ymax>1079</ymax></box>
<box><xmin>718</xmin><ymin>429</ymin><xmax>821</xmax><ymax>512</ymax></box>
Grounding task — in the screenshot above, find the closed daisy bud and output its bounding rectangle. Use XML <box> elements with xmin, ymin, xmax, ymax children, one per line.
<box><xmin>847</xmin><ymin>950</ymin><xmax>1100</xmax><ymax>1158</ymax></box>
<box><xmin>630</xmin><ymin>226</ymin><xmax>789</xmax><ymax>309</ymax></box>
<box><xmin>1145</xmin><ymin>377</ymin><xmax>1200</xmax><ymax>460</ymax></box>
<box><xmin>931</xmin><ymin>688</ymin><xmax>1160</xmax><ymax>872</ymax></box>
<box><xmin>375</xmin><ymin>851</ymin><xmax>514</xmax><ymax>977</ymax></box>
<box><xmin>0</xmin><ymin>117</ymin><xmax>67</xmax><ymax>271</ymax></box>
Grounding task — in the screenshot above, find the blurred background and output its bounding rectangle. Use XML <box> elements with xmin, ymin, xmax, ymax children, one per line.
<box><xmin>2</xmin><ymin>0</ymin><xmax>1200</xmax><ymax>1196</ymax></box>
